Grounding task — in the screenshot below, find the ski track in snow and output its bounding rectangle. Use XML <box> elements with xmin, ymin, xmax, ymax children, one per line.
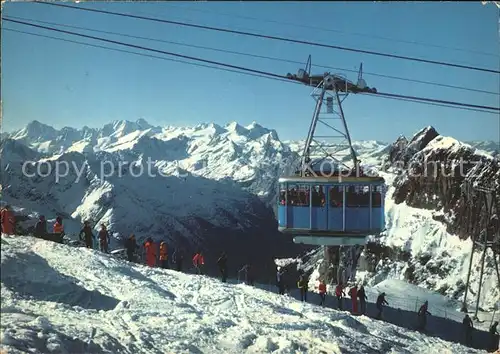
<box><xmin>1</xmin><ymin>236</ymin><xmax>481</xmax><ymax>354</ymax></box>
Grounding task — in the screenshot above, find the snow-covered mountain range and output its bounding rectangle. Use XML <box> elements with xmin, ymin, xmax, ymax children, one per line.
<box><xmin>1</xmin><ymin>119</ymin><xmax>499</xmax><ymax>310</ymax></box>
<box><xmin>4</xmin><ymin>119</ymin><xmax>293</xmax><ymax>202</ymax></box>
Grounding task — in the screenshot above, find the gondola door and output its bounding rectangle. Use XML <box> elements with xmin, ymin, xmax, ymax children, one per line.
<box><xmin>310</xmin><ymin>184</ymin><xmax>327</xmax><ymax>230</ymax></box>
<box><xmin>327</xmin><ymin>185</ymin><xmax>344</xmax><ymax>232</ymax></box>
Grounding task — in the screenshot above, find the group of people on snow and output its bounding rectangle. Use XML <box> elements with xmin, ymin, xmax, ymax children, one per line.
<box><xmin>124</xmin><ymin>234</ymin><xmax>187</xmax><ymax>273</ymax></box>
<box><xmin>278</xmin><ymin>266</ymin><xmax>498</xmax><ymax>351</ymax></box>
<box><xmin>1</xmin><ymin>207</ymin><xmax>256</xmax><ymax>287</ymax></box>
<box><xmin>280</xmin><ymin>268</ymin><xmax>379</xmax><ymax>318</ymax></box>
<box><xmin>289</xmin><ymin>273</ymin><xmax>370</xmax><ymax>317</ymax></box>
<box><xmin>121</xmin><ymin>234</ymin><xmax>254</xmax><ymax>286</ymax></box>
<box><xmin>34</xmin><ymin>215</ymin><xmax>66</xmax><ymax>243</ymax></box>
<box><xmin>463</xmin><ymin>314</ymin><xmax>499</xmax><ymax>350</ymax></box>
<box><xmin>31</xmin><ymin>215</ymin><xmax>112</xmax><ymax>253</ymax></box>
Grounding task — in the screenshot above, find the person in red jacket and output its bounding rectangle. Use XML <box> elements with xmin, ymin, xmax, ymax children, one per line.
<box><xmin>349</xmin><ymin>285</ymin><xmax>358</xmax><ymax>314</ymax></box>
<box><xmin>192</xmin><ymin>251</ymin><xmax>205</xmax><ymax>274</ymax></box>
<box><xmin>1</xmin><ymin>205</ymin><xmax>15</xmax><ymax>235</ymax></box>
<box><xmin>144</xmin><ymin>237</ymin><xmax>156</xmax><ymax>267</ymax></box>
<box><xmin>318</xmin><ymin>279</ymin><xmax>327</xmax><ymax>306</ymax></box>
<box><xmin>318</xmin><ymin>279</ymin><xmax>326</xmax><ymax>306</ymax></box>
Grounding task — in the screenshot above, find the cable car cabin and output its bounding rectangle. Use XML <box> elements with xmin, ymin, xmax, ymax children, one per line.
<box><xmin>277</xmin><ymin>176</ymin><xmax>386</xmax><ymax>246</ymax></box>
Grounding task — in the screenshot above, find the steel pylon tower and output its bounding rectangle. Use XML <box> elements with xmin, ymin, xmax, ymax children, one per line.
<box><xmin>285</xmin><ymin>56</ymin><xmax>376</xmax><ymax>177</ymax></box>
<box><xmin>299</xmin><ymin>75</ymin><xmax>359</xmax><ymax>177</ymax></box>
<box><xmin>461</xmin><ymin>178</ymin><xmax>500</xmax><ymax>320</ymax></box>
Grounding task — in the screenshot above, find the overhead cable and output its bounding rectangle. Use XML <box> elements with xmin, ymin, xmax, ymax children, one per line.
<box><xmin>3</xmin><ymin>27</ymin><xmax>297</xmax><ymax>85</ymax></box>
<box><xmin>7</xmin><ymin>15</ymin><xmax>499</xmax><ymax>97</ymax></box>
<box><xmin>3</xmin><ymin>18</ymin><xmax>499</xmax><ymax>114</ymax></box>
<box><xmin>32</xmin><ymin>1</ymin><xmax>500</xmax><ymax>74</ymax></box>
<box><xmin>161</xmin><ymin>3</ymin><xmax>500</xmax><ymax>58</ymax></box>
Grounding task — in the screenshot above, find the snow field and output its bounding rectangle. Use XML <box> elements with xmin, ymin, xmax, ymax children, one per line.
<box><xmin>1</xmin><ymin>235</ymin><xmax>481</xmax><ymax>353</ymax></box>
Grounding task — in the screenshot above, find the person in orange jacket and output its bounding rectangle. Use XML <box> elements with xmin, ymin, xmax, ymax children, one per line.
<box><xmin>53</xmin><ymin>216</ymin><xmax>64</xmax><ymax>234</ymax></box>
<box><xmin>318</xmin><ymin>279</ymin><xmax>327</xmax><ymax>306</ymax></box>
<box><xmin>192</xmin><ymin>251</ymin><xmax>205</xmax><ymax>274</ymax></box>
<box><xmin>159</xmin><ymin>241</ymin><xmax>168</xmax><ymax>269</ymax></box>
<box><xmin>1</xmin><ymin>205</ymin><xmax>15</xmax><ymax>235</ymax></box>
<box><xmin>53</xmin><ymin>216</ymin><xmax>64</xmax><ymax>243</ymax></box>
<box><xmin>144</xmin><ymin>237</ymin><xmax>156</xmax><ymax>267</ymax></box>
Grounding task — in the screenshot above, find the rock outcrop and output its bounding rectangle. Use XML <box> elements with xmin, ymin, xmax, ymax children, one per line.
<box><xmin>386</xmin><ymin>127</ymin><xmax>499</xmax><ymax>245</ymax></box>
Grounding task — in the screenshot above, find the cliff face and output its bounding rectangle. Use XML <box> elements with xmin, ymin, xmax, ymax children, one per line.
<box><xmin>386</xmin><ymin>127</ymin><xmax>499</xmax><ymax>246</ymax></box>
<box><xmin>387</xmin><ymin>126</ymin><xmax>439</xmax><ymax>167</ymax></box>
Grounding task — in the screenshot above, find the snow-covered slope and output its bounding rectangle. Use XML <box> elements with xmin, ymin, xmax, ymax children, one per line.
<box><xmin>0</xmin><ymin>235</ymin><xmax>482</xmax><ymax>353</ymax></box>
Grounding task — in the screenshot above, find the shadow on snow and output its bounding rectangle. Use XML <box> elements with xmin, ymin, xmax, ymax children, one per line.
<box><xmin>1</xmin><ymin>251</ymin><xmax>120</xmax><ymax>311</ymax></box>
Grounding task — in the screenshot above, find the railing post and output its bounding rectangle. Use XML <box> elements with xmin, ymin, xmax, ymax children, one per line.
<box><xmin>369</xmin><ymin>184</ymin><xmax>372</xmax><ymax>229</ymax></box>
<box><xmin>309</xmin><ymin>185</ymin><xmax>313</xmax><ymax>230</ymax></box>
<box><xmin>342</xmin><ymin>186</ymin><xmax>346</xmax><ymax>231</ymax></box>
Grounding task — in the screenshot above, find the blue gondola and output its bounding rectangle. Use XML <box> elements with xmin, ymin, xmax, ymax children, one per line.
<box><xmin>277</xmin><ymin>176</ymin><xmax>386</xmax><ymax>246</ymax></box>
<box><xmin>279</xmin><ymin>57</ymin><xmax>386</xmax><ymax>246</ymax></box>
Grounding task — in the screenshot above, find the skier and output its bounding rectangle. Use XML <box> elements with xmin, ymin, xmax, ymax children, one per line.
<box><xmin>144</xmin><ymin>237</ymin><xmax>156</xmax><ymax>267</ymax></box>
<box><xmin>317</xmin><ymin>279</ymin><xmax>327</xmax><ymax>306</ymax></box>
<box><xmin>53</xmin><ymin>216</ymin><xmax>64</xmax><ymax>243</ymax></box>
<box><xmin>246</xmin><ymin>264</ymin><xmax>254</xmax><ymax>286</ymax></box>
<box><xmin>349</xmin><ymin>285</ymin><xmax>358</xmax><ymax>314</ymax></box>
<box><xmin>335</xmin><ymin>282</ymin><xmax>346</xmax><ymax>310</ymax></box>
<box><xmin>192</xmin><ymin>251</ymin><xmax>205</xmax><ymax>274</ymax></box>
<box><xmin>34</xmin><ymin>215</ymin><xmax>47</xmax><ymax>238</ymax></box>
<box><xmin>276</xmin><ymin>266</ymin><xmax>285</xmax><ymax>295</ymax></box>
<box><xmin>79</xmin><ymin>221</ymin><xmax>95</xmax><ymax>249</ymax></box>
<box><xmin>1</xmin><ymin>205</ymin><xmax>15</xmax><ymax>235</ymax></box>
<box><xmin>357</xmin><ymin>285</ymin><xmax>368</xmax><ymax>315</ymax></box>
<box><xmin>172</xmin><ymin>248</ymin><xmax>184</xmax><ymax>272</ymax></box>
<box><xmin>125</xmin><ymin>234</ymin><xmax>139</xmax><ymax>262</ymax></box>
<box><xmin>217</xmin><ymin>252</ymin><xmax>228</xmax><ymax>282</ymax></box>
<box><xmin>246</xmin><ymin>263</ymin><xmax>255</xmax><ymax>286</ymax></box>
<box><xmin>297</xmin><ymin>274</ymin><xmax>308</xmax><ymax>302</ymax></box>
<box><xmin>159</xmin><ymin>241</ymin><xmax>168</xmax><ymax>269</ymax></box>
<box><xmin>489</xmin><ymin>321</ymin><xmax>499</xmax><ymax>352</ymax></box>
<box><xmin>238</xmin><ymin>264</ymin><xmax>254</xmax><ymax>285</ymax></box>
<box><xmin>376</xmin><ymin>292</ymin><xmax>388</xmax><ymax>319</ymax></box>
<box><xmin>98</xmin><ymin>224</ymin><xmax>110</xmax><ymax>253</ymax></box>
<box><xmin>417</xmin><ymin>300</ymin><xmax>431</xmax><ymax>331</ymax></box>
<box><xmin>462</xmin><ymin>314</ymin><xmax>473</xmax><ymax>346</ymax></box>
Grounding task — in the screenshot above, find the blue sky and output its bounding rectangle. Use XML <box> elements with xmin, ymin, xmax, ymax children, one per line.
<box><xmin>2</xmin><ymin>2</ymin><xmax>500</xmax><ymax>142</ymax></box>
